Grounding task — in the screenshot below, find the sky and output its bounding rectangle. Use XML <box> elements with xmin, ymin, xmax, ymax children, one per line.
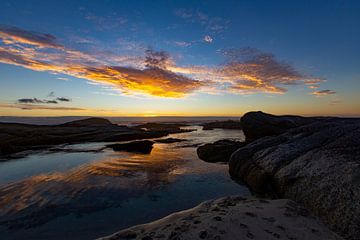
<box><xmin>0</xmin><ymin>0</ymin><xmax>359</xmax><ymax>117</ymax></box>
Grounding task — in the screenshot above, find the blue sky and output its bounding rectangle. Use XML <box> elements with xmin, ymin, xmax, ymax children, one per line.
<box><xmin>0</xmin><ymin>0</ymin><xmax>359</xmax><ymax>116</ymax></box>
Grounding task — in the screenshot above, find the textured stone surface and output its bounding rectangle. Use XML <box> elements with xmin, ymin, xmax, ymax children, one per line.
<box><xmin>229</xmin><ymin>118</ymin><xmax>360</xmax><ymax>239</ymax></box>
<box><xmin>99</xmin><ymin>196</ymin><xmax>342</xmax><ymax>240</ymax></box>
<box><xmin>241</xmin><ymin>111</ymin><xmax>320</xmax><ymax>141</ymax></box>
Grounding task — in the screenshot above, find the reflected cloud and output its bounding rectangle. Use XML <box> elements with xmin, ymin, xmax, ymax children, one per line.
<box><xmin>0</xmin><ymin>149</ymin><xmax>185</xmax><ymax>229</ymax></box>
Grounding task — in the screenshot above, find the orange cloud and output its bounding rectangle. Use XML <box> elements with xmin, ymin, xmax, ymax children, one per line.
<box><xmin>0</xmin><ymin>25</ymin><xmax>63</xmax><ymax>49</ymax></box>
<box><xmin>0</xmin><ymin>26</ymin><xmax>330</xmax><ymax>98</ymax></box>
<box><xmin>311</xmin><ymin>89</ymin><xmax>337</xmax><ymax>96</ymax></box>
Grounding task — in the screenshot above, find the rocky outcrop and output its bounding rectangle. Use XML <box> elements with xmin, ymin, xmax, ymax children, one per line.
<box><xmin>229</xmin><ymin>117</ymin><xmax>360</xmax><ymax>239</ymax></box>
<box><xmin>99</xmin><ymin>196</ymin><xmax>342</xmax><ymax>240</ymax></box>
<box><xmin>197</xmin><ymin>140</ymin><xmax>246</xmax><ymax>163</ymax></box>
<box><xmin>107</xmin><ymin>140</ymin><xmax>155</xmax><ymax>154</ymax></box>
<box><xmin>202</xmin><ymin>120</ymin><xmax>241</xmax><ymax>130</ymax></box>
<box><xmin>0</xmin><ymin>118</ymin><xmax>169</xmax><ymax>158</ymax></box>
<box><xmin>155</xmin><ymin>138</ymin><xmax>187</xmax><ymax>143</ymax></box>
<box><xmin>241</xmin><ymin>111</ymin><xmax>320</xmax><ymax>141</ymax></box>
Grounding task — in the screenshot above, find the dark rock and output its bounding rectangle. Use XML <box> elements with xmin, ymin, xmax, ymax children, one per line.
<box><xmin>155</xmin><ymin>138</ymin><xmax>187</xmax><ymax>143</ymax></box>
<box><xmin>202</xmin><ymin>120</ymin><xmax>241</xmax><ymax>130</ymax></box>
<box><xmin>197</xmin><ymin>139</ymin><xmax>246</xmax><ymax>163</ymax></box>
<box><xmin>241</xmin><ymin>111</ymin><xmax>320</xmax><ymax>141</ymax></box>
<box><xmin>58</xmin><ymin>117</ymin><xmax>113</xmax><ymax>127</ymax></box>
<box><xmin>229</xmin><ymin>114</ymin><xmax>360</xmax><ymax>239</ymax></box>
<box><xmin>133</xmin><ymin>123</ymin><xmax>194</xmax><ymax>134</ymax></box>
<box><xmin>0</xmin><ymin>118</ymin><xmax>171</xmax><ymax>158</ymax></box>
<box><xmin>107</xmin><ymin>140</ymin><xmax>155</xmax><ymax>154</ymax></box>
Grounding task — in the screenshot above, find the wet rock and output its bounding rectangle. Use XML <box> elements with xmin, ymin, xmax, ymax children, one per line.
<box><xmin>197</xmin><ymin>139</ymin><xmax>246</xmax><ymax>163</ymax></box>
<box><xmin>107</xmin><ymin>140</ymin><xmax>155</xmax><ymax>154</ymax></box>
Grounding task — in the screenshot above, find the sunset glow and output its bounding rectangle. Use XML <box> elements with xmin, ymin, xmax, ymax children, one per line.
<box><xmin>0</xmin><ymin>1</ymin><xmax>359</xmax><ymax>117</ymax></box>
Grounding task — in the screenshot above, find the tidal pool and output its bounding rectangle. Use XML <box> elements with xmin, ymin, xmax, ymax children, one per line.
<box><xmin>0</xmin><ymin>126</ymin><xmax>250</xmax><ymax>240</ymax></box>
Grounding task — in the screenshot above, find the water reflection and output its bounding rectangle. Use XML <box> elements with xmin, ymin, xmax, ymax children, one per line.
<box><xmin>0</xmin><ymin>126</ymin><xmax>248</xmax><ymax>239</ymax></box>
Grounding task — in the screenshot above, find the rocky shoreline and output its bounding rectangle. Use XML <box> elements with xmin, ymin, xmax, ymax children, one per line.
<box><xmin>0</xmin><ymin>118</ymin><xmax>192</xmax><ymax>159</ymax></box>
<box><xmin>229</xmin><ymin>112</ymin><xmax>360</xmax><ymax>239</ymax></box>
<box><xmin>100</xmin><ymin>111</ymin><xmax>359</xmax><ymax>240</ymax></box>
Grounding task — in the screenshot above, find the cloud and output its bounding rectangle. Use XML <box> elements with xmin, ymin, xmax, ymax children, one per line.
<box><xmin>0</xmin><ymin>103</ymin><xmax>84</xmax><ymax>111</ymax></box>
<box><xmin>174</xmin><ymin>9</ymin><xmax>229</xmax><ymax>34</ymax></box>
<box><xmin>212</xmin><ymin>48</ymin><xmax>325</xmax><ymax>94</ymax></box>
<box><xmin>0</xmin><ymin>26</ymin><xmax>329</xmax><ymax>98</ymax></box>
<box><xmin>17</xmin><ymin>98</ymin><xmax>58</xmax><ymax>104</ymax></box>
<box><xmin>173</xmin><ymin>41</ymin><xmax>192</xmax><ymax>47</ymax></box>
<box><xmin>85</xmin><ymin>13</ymin><xmax>127</xmax><ymax>31</ymax></box>
<box><xmin>56</xmin><ymin>97</ymin><xmax>71</xmax><ymax>102</ymax></box>
<box><xmin>0</xmin><ymin>25</ymin><xmax>63</xmax><ymax>49</ymax></box>
<box><xmin>144</xmin><ymin>48</ymin><xmax>172</xmax><ymax>69</ymax></box>
<box><xmin>311</xmin><ymin>89</ymin><xmax>337</xmax><ymax>96</ymax></box>
<box><xmin>80</xmin><ymin>65</ymin><xmax>204</xmax><ymax>98</ymax></box>
<box><xmin>203</xmin><ymin>35</ymin><xmax>213</xmax><ymax>43</ymax></box>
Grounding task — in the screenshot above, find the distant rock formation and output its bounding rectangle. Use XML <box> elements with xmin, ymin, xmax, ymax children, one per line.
<box><xmin>0</xmin><ymin>118</ymin><xmax>170</xmax><ymax>158</ymax></box>
<box><xmin>197</xmin><ymin>139</ymin><xmax>245</xmax><ymax>163</ymax></box>
<box><xmin>230</xmin><ymin>112</ymin><xmax>360</xmax><ymax>239</ymax></box>
<box><xmin>58</xmin><ymin>117</ymin><xmax>113</xmax><ymax>127</ymax></box>
<box><xmin>202</xmin><ymin>120</ymin><xmax>241</xmax><ymax>130</ymax></box>
<box><xmin>107</xmin><ymin>140</ymin><xmax>155</xmax><ymax>154</ymax></box>
<box><xmin>99</xmin><ymin>196</ymin><xmax>342</xmax><ymax>240</ymax></box>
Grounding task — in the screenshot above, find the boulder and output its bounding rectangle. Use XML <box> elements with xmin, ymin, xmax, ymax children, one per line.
<box><xmin>98</xmin><ymin>196</ymin><xmax>342</xmax><ymax>240</ymax></box>
<box><xmin>241</xmin><ymin>111</ymin><xmax>319</xmax><ymax>141</ymax></box>
<box><xmin>197</xmin><ymin>139</ymin><xmax>246</xmax><ymax>162</ymax></box>
<box><xmin>229</xmin><ymin>118</ymin><xmax>360</xmax><ymax>239</ymax></box>
<box><xmin>106</xmin><ymin>140</ymin><xmax>155</xmax><ymax>154</ymax></box>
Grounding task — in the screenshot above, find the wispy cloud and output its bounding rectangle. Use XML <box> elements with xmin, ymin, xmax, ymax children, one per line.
<box><xmin>56</xmin><ymin>97</ymin><xmax>71</xmax><ymax>102</ymax></box>
<box><xmin>17</xmin><ymin>98</ymin><xmax>58</xmax><ymax>104</ymax></box>
<box><xmin>0</xmin><ymin>26</ymin><xmax>329</xmax><ymax>98</ymax></box>
<box><xmin>174</xmin><ymin>8</ymin><xmax>229</xmax><ymax>34</ymax></box>
<box><xmin>311</xmin><ymin>89</ymin><xmax>337</xmax><ymax>96</ymax></box>
<box><xmin>0</xmin><ymin>25</ymin><xmax>63</xmax><ymax>49</ymax></box>
<box><xmin>0</xmin><ymin>103</ymin><xmax>84</xmax><ymax>111</ymax></box>
<box><xmin>85</xmin><ymin>13</ymin><xmax>127</xmax><ymax>31</ymax></box>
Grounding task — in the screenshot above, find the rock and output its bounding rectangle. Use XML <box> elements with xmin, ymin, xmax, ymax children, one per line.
<box><xmin>202</xmin><ymin>120</ymin><xmax>241</xmax><ymax>130</ymax></box>
<box><xmin>155</xmin><ymin>138</ymin><xmax>187</xmax><ymax>143</ymax></box>
<box><xmin>107</xmin><ymin>140</ymin><xmax>155</xmax><ymax>154</ymax></box>
<box><xmin>241</xmin><ymin>111</ymin><xmax>320</xmax><ymax>141</ymax></box>
<box><xmin>197</xmin><ymin>140</ymin><xmax>246</xmax><ymax>163</ymax></box>
<box><xmin>58</xmin><ymin>117</ymin><xmax>113</xmax><ymax>127</ymax></box>
<box><xmin>0</xmin><ymin>118</ymin><xmax>169</xmax><ymax>158</ymax></box>
<box><xmin>133</xmin><ymin>123</ymin><xmax>193</xmax><ymax>134</ymax></box>
<box><xmin>229</xmin><ymin>117</ymin><xmax>360</xmax><ymax>239</ymax></box>
<box><xmin>98</xmin><ymin>196</ymin><xmax>343</xmax><ymax>240</ymax></box>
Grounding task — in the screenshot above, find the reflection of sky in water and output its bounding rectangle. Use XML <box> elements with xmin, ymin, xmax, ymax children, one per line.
<box><xmin>0</xmin><ymin>126</ymin><xmax>249</xmax><ymax>240</ymax></box>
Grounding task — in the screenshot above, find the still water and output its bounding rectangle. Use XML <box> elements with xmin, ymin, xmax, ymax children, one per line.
<box><xmin>0</xmin><ymin>126</ymin><xmax>249</xmax><ymax>240</ymax></box>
